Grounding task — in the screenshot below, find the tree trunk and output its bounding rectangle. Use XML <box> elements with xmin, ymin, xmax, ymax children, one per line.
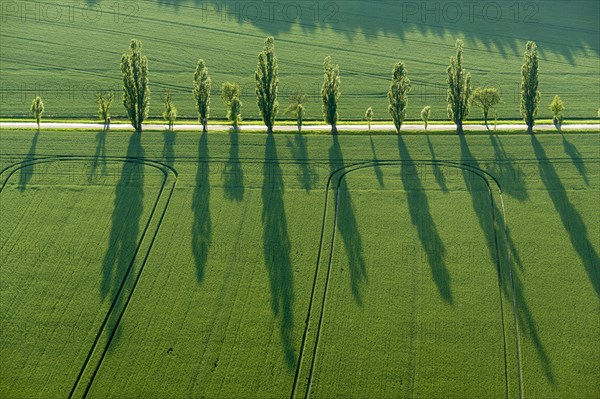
<box><xmin>456</xmin><ymin>121</ymin><xmax>464</xmax><ymax>135</ymax></box>
<box><xmin>484</xmin><ymin>112</ymin><xmax>489</xmax><ymax>131</ymax></box>
<box><xmin>527</xmin><ymin>123</ymin><xmax>534</xmax><ymax>134</ymax></box>
<box><xmin>202</xmin><ymin>118</ymin><xmax>208</xmax><ymax>133</ymax></box>
<box><xmin>331</xmin><ymin>124</ymin><xmax>338</xmax><ymax>135</ymax></box>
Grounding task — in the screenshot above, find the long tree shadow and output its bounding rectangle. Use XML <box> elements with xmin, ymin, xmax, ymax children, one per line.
<box><xmin>489</xmin><ymin>134</ymin><xmax>528</xmax><ymax>201</ymax></box>
<box><xmin>426</xmin><ymin>135</ymin><xmax>448</xmax><ymax>193</ymax></box>
<box><xmin>18</xmin><ymin>129</ymin><xmax>39</xmax><ymax>192</ymax></box>
<box><xmin>162</xmin><ymin>130</ymin><xmax>176</xmax><ymax>169</ymax></box>
<box><xmin>89</xmin><ymin>129</ymin><xmax>108</xmax><ymax>180</ymax></box>
<box><xmin>459</xmin><ymin>134</ymin><xmax>555</xmax><ymax>384</ymax></box>
<box><xmin>192</xmin><ymin>132</ymin><xmax>212</xmax><ymax>283</ymax></box>
<box><xmin>397</xmin><ymin>135</ymin><xmax>452</xmax><ymax>303</ymax></box>
<box><xmin>100</xmin><ymin>132</ymin><xmax>145</xmax><ymax>342</ymax></box>
<box><xmin>560</xmin><ymin>134</ymin><xmax>589</xmax><ymax>186</ymax></box>
<box><xmin>154</xmin><ymin>0</ymin><xmax>598</xmax><ymax>62</ymax></box>
<box><xmin>369</xmin><ymin>137</ymin><xmax>384</xmax><ymax>188</ymax></box>
<box><xmin>286</xmin><ymin>134</ymin><xmax>317</xmax><ymax>192</ymax></box>
<box><xmin>223</xmin><ymin>129</ymin><xmax>244</xmax><ymax>201</ymax></box>
<box><xmin>262</xmin><ymin>133</ymin><xmax>296</xmax><ymax>369</ymax></box>
<box><xmin>329</xmin><ymin>135</ymin><xmax>367</xmax><ymax>304</ymax></box>
<box><xmin>531</xmin><ymin>135</ymin><xmax>599</xmax><ymax>296</ymax></box>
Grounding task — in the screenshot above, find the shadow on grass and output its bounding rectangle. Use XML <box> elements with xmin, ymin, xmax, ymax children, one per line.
<box><xmin>329</xmin><ymin>134</ymin><xmax>367</xmax><ymax>304</ymax></box>
<box><xmin>286</xmin><ymin>134</ymin><xmax>318</xmax><ymax>192</ymax></box>
<box><xmin>88</xmin><ymin>129</ymin><xmax>108</xmax><ymax>180</ymax></box>
<box><xmin>561</xmin><ymin>134</ymin><xmax>589</xmax><ymax>186</ymax></box>
<box><xmin>100</xmin><ymin>132</ymin><xmax>145</xmax><ymax>343</ymax></box>
<box><xmin>162</xmin><ymin>130</ymin><xmax>176</xmax><ymax>169</ymax></box>
<box><xmin>192</xmin><ymin>132</ymin><xmax>212</xmax><ymax>283</ymax></box>
<box><xmin>262</xmin><ymin>133</ymin><xmax>296</xmax><ymax>368</ymax></box>
<box><xmin>223</xmin><ymin>129</ymin><xmax>244</xmax><ymax>201</ymax></box>
<box><xmin>18</xmin><ymin>129</ymin><xmax>39</xmax><ymax>192</ymax></box>
<box><xmin>369</xmin><ymin>136</ymin><xmax>384</xmax><ymax>188</ymax></box>
<box><xmin>397</xmin><ymin>135</ymin><xmax>452</xmax><ymax>303</ymax></box>
<box><xmin>154</xmin><ymin>0</ymin><xmax>598</xmax><ymax>63</ymax></box>
<box><xmin>426</xmin><ymin>135</ymin><xmax>448</xmax><ymax>193</ymax></box>
<box><xmin>531</xmin><ymin>135</ymin><xmax>599</xmax><ymax>296</ymax></box>
<box><xmin>459</xmin><ymin>134</ymin><xmax>555</xmax><ymax>384</ymax></box>
<box><xmin>489</xmin><ymin>135</ymin><xmax>528</xmax><ymax>201</ymax></box>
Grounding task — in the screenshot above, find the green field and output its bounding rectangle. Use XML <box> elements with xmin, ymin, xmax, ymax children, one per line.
<box><xmin>1</xmin><ymin>129</ymin><xmax>598</xmax><ymax>398</ymax></box>
<box><xmin>1</xmin><ymin>0</ymin><xmax>599</xmax><ymax>120</ymax></box>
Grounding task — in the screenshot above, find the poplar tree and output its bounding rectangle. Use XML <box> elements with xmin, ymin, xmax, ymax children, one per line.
<box><xmin>193</xmin><ymin>59</ymin><xmax>211</xmax><ymax>133</ymax></box>
<box><xmin>388</xmin><ymin>62</ymin><xmax>411</xmax><ymax>134</ymax></box>
<box><xmin>255</xmin><ymin>37</ymin><xmax>279</xmax><ymax>134</ymax></box>
<box><xmin>321</xmin><ymin>56</ymin><xmax>341</xmax><ymax>134</ymax></box>
<box><xmin>121</xmin><ymin>39</ymin><xmax>150</xmax><ymax>132</ymax></box>
<box><xmin>447</xmin><ymin>39</ymin><xmax>472</xmax><ymax>134</ymax></box>
<box><xmin>520</xmin><ymin>41</ymin><xmax>540</xmax><ymax>134</ymax></box>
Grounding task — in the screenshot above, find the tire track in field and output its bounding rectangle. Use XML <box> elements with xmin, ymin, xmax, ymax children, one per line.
<box><xmin>292</xmin><ymin>159</ymin><xmax>521</xmax><ymax>399</ymax></box>
<box><xmin>0</xmin><ymin>156</ymin><xmax>178</xmax><ymax>399</ymax></box>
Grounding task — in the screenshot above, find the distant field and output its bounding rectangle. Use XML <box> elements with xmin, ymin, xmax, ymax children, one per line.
<box><xmin>1</xmin><ymin>0</ymin><xmax>599</xmax><ymax>120</ymax></box>
<box><xmin>1</xmin><ymin>129</ymin><xmax>598</xmax><ymax>398</ymax></box>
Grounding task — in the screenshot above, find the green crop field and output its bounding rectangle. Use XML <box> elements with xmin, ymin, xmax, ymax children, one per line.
<box><xmin>1</xmin><ymin>0</ymin><xmax>599</xmax><ymax>120</ymax></box>
<box><xmin>1</xmin><ymin>0</ymin><xmax>599</xmax><ymax>398</ymax></box>
<box><xmin>0</xmin><ymin>128</ymin><xmax>598</xmax><ymax>398</ymax></box>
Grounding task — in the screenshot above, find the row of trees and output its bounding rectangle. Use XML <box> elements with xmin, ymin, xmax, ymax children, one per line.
<box><xmin>31</xmin><ymin>37</ymin><xmax>563</xmax><ymax>134</ymax></box>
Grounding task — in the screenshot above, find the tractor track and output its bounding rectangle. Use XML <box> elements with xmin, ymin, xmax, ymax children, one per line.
<box><xmin>292</xmin><ymin>159</ymin><xmax>523</xmax><ymax>399</ymax></box>
<box><xmin>0</xmin><ymin>155</ymin><xmax>177</xmax><ymax>399</ymax></box>
<box><xmin>2</xmin><ymin>153</ymin><xmax>598</xmax><ymax>398</ymax></box>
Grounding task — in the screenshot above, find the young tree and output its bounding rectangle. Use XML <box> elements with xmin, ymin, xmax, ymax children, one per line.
<box><xmin>520</xmin><ymin>40</ymin><xmax>540</xmax><ymax>134</ymax></box>
<box><xmin>388</xmin><ymin>62</ymin><xmax>411</xmax><ymax>134</ymax></box>
<box><xmin>549</xmin><ymin>95</ymin><xmax>565</xmax><ymax>131</ymax></box>
<box><xmin>446</xmin><ymin>39</ymin><xmax>472</xmax><ymax>134</ymax></box>
<box><xmin>472</xmin><ymin>87</ymin><xmax>501</xmax><ymax>130</ymax></box>
<box><xmin>296</xmin><ymin>104</ymin><xmax>305</xmax><ymax>133</ymax></box>
<box><xmin>30</xmin><ymin>96</ymin><xmax>44</xmax><ymax>129</ymax></box>
<box><xmin>255</xmin><ymin>36</ymin><xmax>279</xmax><ymax>134</ymax></box>
<box><xmin>162</xmin><ymin>90</ymin><xmax>177</xmax><ymax>131</ymax></box>
<box><xmin>365</xmin><ymin>107</ymin><xmax>374</xmax><ymax>132</ymax></box>
<box><xmin>96</xmin><ymin>91</ymin><xmax>114</xmax><ymax>130</ymax></box>
<box><xmin>421</xmin><ymin>106</ymin><xmax>431</xmax><ymax>132</ymax></box>
<box><xmin>222</xmin><ymin>82</ymin><xmax>242</xmax><ymax>129</ymax></box>
<box><xmin>121</xmin><ymin>39</ymin><xmax>150</xmax><ymax>132</ymax></box>
<box><xmin>285</xmin><ymin>93</ymin><xmax>307</xmax><ymax>133</ymax></box>
<box><xmin>193</xmin><ymin>59</ymin><xmax>211</xmax><ymax>133</ymax></box>
<box><xmin>321</xmin><ymin>56</ymin><xmax>341</xmax><ymax>134</ymax></box>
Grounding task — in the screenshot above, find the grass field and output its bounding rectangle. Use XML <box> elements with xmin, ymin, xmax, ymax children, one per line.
<box><xmin>1</xmin><ymin>0</ymin><xmax>599</xmax><ymax>120</ymax></box>
<box><xmin>1</xmin><ymin>128</ymin><xmax>598</xmax><ymax>398</ymax></box>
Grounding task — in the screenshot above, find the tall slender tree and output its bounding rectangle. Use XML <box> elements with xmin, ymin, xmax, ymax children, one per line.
<box><xmin>193</xmin><ymin>59</ymin><xmax>211</xmax><ymax>133</ymax></box>
<box><xmin>321</xmin><ymin>56</ymin><xmax>341</xmax><ymax>134</ymax></box>
<box><xmin>121</xmin><ymin>39</ymin><xmax>150</xmax><ymax>132</ymax></box>
<box><xmin>30</xmin><ymin>96</ymin><xmax>44</xmax><ymax>129</ymax></box>
<box><xmin>446</xmin><ymin>39</ymin><xmax>472</xmax><ymax>134</ymax></box>
<box><xmin>520</xmin><ymin>41</ymin><xmax>540</xmax><ymax>134</ymax></box>
<box><xmin>256</xmin><ymin>37</ymin><xmax>279</xmax><ymax>134</ymax></box>
<box><xmin>388</xmin><ymin>62</ymin><xmax>411</xmax><ymax>134</ymax></box>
